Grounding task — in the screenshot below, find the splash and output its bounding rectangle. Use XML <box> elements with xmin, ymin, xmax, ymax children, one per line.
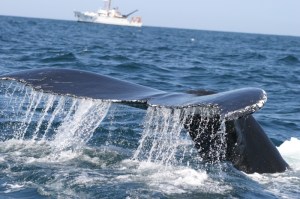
<box><xmin>132</xmin><ymin>107</ymin><xmax>194</xmax><ymax>166</ymax></box>
<box><xmin>278</xmin><ymin>137</ymin><xmax>300</xmax><ymax>171</ymax></box>
<box><xmin>133</xmin><ymin>106</ymin><xmax>227</xmax><ymax>166</ymax></box>
<box><xmin>246</xmin><ymin>137</ymin><xmax>300</xmax><ymax>199</ymax></box>
<box><xmin>0</xmin><ymin>80</ymin><xmax>233</xmax><ymax>197</ymax></box>
<box><xmin>0</xmin><ymin>80</ymin><xmax>111</xmax><ymax>153</ymax></box>
<box><xmin>118</xmin><ymin>160</ymin><xmax>232</xmax><ymax>195</ymax></box>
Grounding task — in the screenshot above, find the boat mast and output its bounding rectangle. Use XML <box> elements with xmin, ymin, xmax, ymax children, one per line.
<box><xmin>107</xmin><ymin>0</ymin><xmax>111</xmax><ymax>11</ymax></box>
<box><xmin>103</xmin><ymin>0</ymin><xmax>112</xmax><ymax>12</ymax></box>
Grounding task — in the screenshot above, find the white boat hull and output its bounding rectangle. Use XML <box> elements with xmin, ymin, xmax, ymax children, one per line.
<box><xmin>74</xmin><ymin>11</ymin><xmax>142</xmax><ymax>27</ymax></box>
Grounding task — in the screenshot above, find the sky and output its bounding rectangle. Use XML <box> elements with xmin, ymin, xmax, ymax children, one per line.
<box><xmin>0</xmin><ymin>0</ymin><xmax>299</xmax><ymax>37</ymax></box>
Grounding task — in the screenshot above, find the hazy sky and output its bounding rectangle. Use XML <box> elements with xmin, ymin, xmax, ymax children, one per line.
<box><xmin>0</xmin><ymin>0</ymin><xmax>299</xmax><ymax>36</ymax></box>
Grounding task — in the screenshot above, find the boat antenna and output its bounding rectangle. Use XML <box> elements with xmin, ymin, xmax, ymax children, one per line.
<box><xmin>108</xmin><ymin>0</ymin><xmax>111</xmax><ymax>11</ymax></box>
<box><xmin>103</xmin><ymin>0</ymin><xmax>111</xmax><ymax>12</ymax></box>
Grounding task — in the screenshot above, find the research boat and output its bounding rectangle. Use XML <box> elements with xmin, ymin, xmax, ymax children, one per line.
<box><xmin>74</xmin><ymin>0</ymin><xmax>142</xmax><ymax>27</ymax></box>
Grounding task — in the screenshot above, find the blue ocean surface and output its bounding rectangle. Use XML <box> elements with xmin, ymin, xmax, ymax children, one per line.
<box><xmin>0</xmin><ymin>15</ymin><xmax>300</xmax><ymax>198</ymax></box>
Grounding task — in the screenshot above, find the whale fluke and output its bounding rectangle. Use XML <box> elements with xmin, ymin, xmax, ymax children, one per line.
<box><xmin>0</xmin><ymin>68</ymin><xmax>289</xmax><ymax>173</ymax></box>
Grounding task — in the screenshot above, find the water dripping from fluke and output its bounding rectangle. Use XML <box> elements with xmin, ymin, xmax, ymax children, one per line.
<box><xmin>0</xmin><ymin>68</ymin><xmax>291</xmax><ymax>174</ymax></box>
<box><xmin>0</xmin><ymin>80</ymin><xmax>111</xmax><ymax>161</ymax></box>
<box><xmin>132</xmin><ymin>107</ymin><xmax>193</xmax><ymax>166</ymax></box>
<box><xmin>132</xmin><ymin>106</ymin><xmax>227</xmax><ymax>168</ymax></box>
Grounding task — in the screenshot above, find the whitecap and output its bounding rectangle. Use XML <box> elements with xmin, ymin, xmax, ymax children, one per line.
<box><xmin>278</xmin><ymin>137</ymin><xmax>300</xmax><ymax>171</ymax></box>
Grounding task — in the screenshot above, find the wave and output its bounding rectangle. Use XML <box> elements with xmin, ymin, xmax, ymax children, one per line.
<box><xmin>98</xmin><ymin>55</ymin><xmax>131</xmax><ymax>62</ymax></box>
<box><xmin>16</xmin><ymin>53</ymin><xmax>43</xmax><ymax>62</ymax></box>
<box><xmin>40</xmin><ymin>52</ymin><xmax>78</xmax><ymax>63</ymax></box>
<box><xmin>246</xmin><ymin>137</ymin><xmax>300</xmax><ymax>199</ymax></box>
<box><xmin>115</xmin><ymin>62</ymin><xmax>143</xmax><ymax>71</ymax></box>
<box><xmin>243</xmin><ymin>52</ymin><xmax>267</xmax><ymax>60</ymax></box>
<box><xmin>114</xmin><ymin>62</ymin><xmax>170</xmax><ymax>74</ymax></box>
<box><xmin>278</xmin><ymin>137</ymin><xmax>300</xmax><ymax>171</ymax></box>
<box><xmin>155</xmin><ymin>46</ymin><xmax>172</xmax><ymax>51</ymax></box>
<box><xmin>216</xmin><ymin>51</ymin><xmax>267</xmax><ymax>62</ymax></box>
<box><xmin>277</xmin><ymin>55</ymin><xmax>299</xmax><ymax>64</ymax></box>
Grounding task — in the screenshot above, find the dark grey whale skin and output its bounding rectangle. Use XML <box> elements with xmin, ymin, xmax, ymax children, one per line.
<box><xmin>227</xmin><ymin>115</ymin><xmax>289</xmax><ymax>173</ymax></box>
<box><xmin>0</xmin><ymin>68</ymin><xmax>289</xmax><ymax>174</ymax></box>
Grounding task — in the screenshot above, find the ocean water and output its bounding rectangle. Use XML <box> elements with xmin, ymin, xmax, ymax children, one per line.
<box><xmin>0</xmin><ymin>15</ymin><xmax>300</xmax><ymax>198</ymax></box>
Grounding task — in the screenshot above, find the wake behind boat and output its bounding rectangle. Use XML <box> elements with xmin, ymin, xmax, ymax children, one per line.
<box><xmin>74</xmin><ymin>0</ymin><xmax>142</xmax><ymax>27</ymax></box>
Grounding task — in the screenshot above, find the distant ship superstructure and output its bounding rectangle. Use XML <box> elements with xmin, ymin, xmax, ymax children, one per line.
<box><xmin>74</xmin><ymin>0</ymin><xmax>142</xmax><ymax>27</ymax></box>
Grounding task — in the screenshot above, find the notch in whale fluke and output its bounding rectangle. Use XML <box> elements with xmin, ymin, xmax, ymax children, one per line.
<box><xmin>0</xmin><ymin>68</ymin><xmax>289</xmax><ymax>173</ymax></box>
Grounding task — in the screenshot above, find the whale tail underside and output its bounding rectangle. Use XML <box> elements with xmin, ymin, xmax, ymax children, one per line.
<box><xmin>0</xmin><ymin>68</ymin><xmax>289</xmax><ymax>174</ymax></box>
<box><xmin>185</xmin><ymin>114</ymin><xmax>289</xmax><ymax>173</ymax></box>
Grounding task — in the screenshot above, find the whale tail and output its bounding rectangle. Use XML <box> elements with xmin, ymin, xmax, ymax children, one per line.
<box><xmin>185</xmin><ymin>113</ymin><xmax>289</xmax><ymax>173</ymax></box>
<box><xmin>0</xmin><ymin>68</ymin><xmax>289</xmax><ymax>173</ymax></box>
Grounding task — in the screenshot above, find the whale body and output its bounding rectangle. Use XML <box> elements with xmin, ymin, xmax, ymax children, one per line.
<box><xmin>0</xmin><ymin>68</ymin><xmax>289</xmax><ymax>173</ymax></box>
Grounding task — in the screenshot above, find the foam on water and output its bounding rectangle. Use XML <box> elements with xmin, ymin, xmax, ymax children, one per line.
<box><xmin>119</xmin><ymin>159</ymin><xmax>232</xmax><ymax>195</ymax></box>
<box><xmin>278</xmin><ymin>137</ymin><xmax>300</xmax><ymax>171</ymax></box>
<box><xmin>247</xmin><ymin>137</ymin><xmax>300</xmax><ymax>199</ymax></box>
<box><xmin>2</xmin><ymin>183</ymin><xmax>25</xmax><ymax>194</ymax></box>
